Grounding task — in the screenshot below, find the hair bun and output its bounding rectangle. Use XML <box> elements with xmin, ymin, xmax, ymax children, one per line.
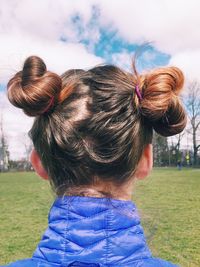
<box><xmin>140</xmin><ymin>66</ymin><xmax>187</xmax><ymax>136</ymax></box>
<box><xmin>7</xmin><ymin>56</ymin><xmax>62</xmax><ymax>116</ymax></box>
<box><xmin>21</xmin><ymin>56</ymin><xmax>47</xmax><ymax>85</ymax></box>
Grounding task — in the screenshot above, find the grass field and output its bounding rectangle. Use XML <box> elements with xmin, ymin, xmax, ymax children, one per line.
<box><xmin>0</xmin><ymin>168</ymin><xmax>199</xmax><ymax>267</ymax></box>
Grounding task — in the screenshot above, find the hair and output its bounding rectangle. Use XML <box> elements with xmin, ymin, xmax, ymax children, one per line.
<box><xmin>7</xmin><ymin>55</ymin><xmax>187</xmax><ymax>196</ymax></box>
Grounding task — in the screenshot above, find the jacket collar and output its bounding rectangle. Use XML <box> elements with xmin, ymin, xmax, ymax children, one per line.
<box><xmin>33</xmin><ymin>196</ymin><xmax>152</xmax><ymax>266</ymax></box>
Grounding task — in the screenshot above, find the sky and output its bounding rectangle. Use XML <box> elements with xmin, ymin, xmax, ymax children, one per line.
<box><xmin>0</xmin><ymin>0</ymin><xmax>200</xmax><ymax>159</ymax></box>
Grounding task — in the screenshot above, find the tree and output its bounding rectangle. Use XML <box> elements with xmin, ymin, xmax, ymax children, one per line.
<box><xmin>22</xmin><ymin>134</ymin><xmax>33</xmax><ymax>159</ymax></box>
<box><xmin>185</xmin><ymin>82</ymin><xmax>200</xmax><ymax>166</ymax></box>
<box><xmin>169</xmin><ymin>132</ymin><xmax>185</xmax><ymax>164</ymax></box>
<box><xmin>153</xmin><ymin>132</ymin><xmax>169</xmax><ymax>166</ymax></box>
<box><xmin>18</xmin><ymin>133</ymin><xmax>33</xmax><ymax>171</ymax></box>
<box><xmin>0</xmin><ymin>115</ymin><xmax>9</xmax><ymax>171</ymax></box>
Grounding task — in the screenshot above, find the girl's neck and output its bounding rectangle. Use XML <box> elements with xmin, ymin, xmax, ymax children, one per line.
<box><xmin>63</xmin><ymin>179</ymin><xmax>135</xmax><ymax>201</ymax></box>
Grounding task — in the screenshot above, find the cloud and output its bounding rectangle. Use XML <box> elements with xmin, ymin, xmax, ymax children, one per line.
<box><xmin>169</xmin><ymin>50</ymin><xmax>200</xmax><ymax>84</ymax></box>
<box><xmin>0</xmin><ymin>33</ymin><xmax>102</xmax><ymax>83</ymax></box>
<box><xmin>96</xmin><ymin>0</ymin><xmax>200</xmax><ymax>81</ymax></box>
<box><xmin>111</xmin><ymin>50</ymin><xmax>132</xmax><ymax>71</ymax></box>
<box><xmin>97</xmin><ymin>0</ymin><xmax>200</xmax><ymax>54</ymax></box>
<box><xmin>0</xmin><ymin>0</ymin><xmax>94</xmax><ymax>41</ymax></box>
<box><xmin>0</xmin><ymin>0</ymin><xmax>103</xmax><ymax>84</ymax></box>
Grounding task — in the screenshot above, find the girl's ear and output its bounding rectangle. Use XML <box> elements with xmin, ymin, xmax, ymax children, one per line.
<box><xmin>135</xmin><ymin>144</ymin><xmax>153</xmax><ymax>179</ymax></box>
<box><xmin>30</xmin><ymin>149</ymin><xmax>49</xmax><ymax>180</ymax></box>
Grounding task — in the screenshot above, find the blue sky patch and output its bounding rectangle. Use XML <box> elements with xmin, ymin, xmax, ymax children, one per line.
<box><xmin>60</xmin><ymin>8</ymin><xmax>170</xmax><ymax>71</ymax></box>
<box><xmin>0</xmin><ymin>84</ymin><xmax>6</xmax><ymax>91</ymax></box>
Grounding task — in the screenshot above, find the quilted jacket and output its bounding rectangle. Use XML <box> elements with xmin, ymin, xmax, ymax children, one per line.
<box><xmin>2</xmin><ymin>196</ymin><xmax>178</xmax><ymax>267</ymax></box>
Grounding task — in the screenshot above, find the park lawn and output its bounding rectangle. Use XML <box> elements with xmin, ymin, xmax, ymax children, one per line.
<box><xmin>133</xmin><ymin>168</ymin><xmax>200</xmax><ymax>267</ymax></box>
<box><xmin>0</xmin><ymin>169</ymin><xmax>199</xmax><ymax>267</ymax></box>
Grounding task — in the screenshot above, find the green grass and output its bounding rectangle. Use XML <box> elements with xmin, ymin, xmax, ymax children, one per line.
<box><xmin>133</xmin><ymin>168</ymin><xmax>200</xmax><ymax>267</ymax></box>
<box><xmin>0</xmin><ymin>169</ymin><xmax>199</xmax><ymax>267</ymax></box>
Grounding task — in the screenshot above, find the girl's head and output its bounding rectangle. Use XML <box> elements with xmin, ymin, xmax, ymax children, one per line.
<box><xmin>7</xmin><ymin>56</ymin><xmax>186</xmax><ymax>196</ymax></box>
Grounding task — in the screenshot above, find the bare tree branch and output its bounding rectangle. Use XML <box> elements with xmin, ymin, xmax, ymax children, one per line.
<box><xmin>184</xmin><ymin>81</ymin><xmax>200</xmax><ymax>165</ymax></box>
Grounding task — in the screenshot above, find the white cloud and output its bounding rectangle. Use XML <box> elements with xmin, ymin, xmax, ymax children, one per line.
<box><xmin>169</xmin><ymin>50</ymin><xmax>200</xmax><ymax>85</ymax></box>
<box><xmin>97</xmin><ymin>0</ymin><xmax>200</xmax><ymax>54</ymax></box>
<box><xmin>0</xmin><ymin>0</ymin><xmax>94</xmax><ymax>40</ymax></box>
<box><xmin>111</xmin><ymin>50</ymin><xmax>132</xmax><ymax>71</ymax></box>
<box><xmin>0</xmin><ymin>32</ymin><xmax>102</xmax><ymax>83</ymax></box>
<box><xmin>97</xmin><ymin>0</ymin><xmax>200</xmax><ymax>81</ymax></box>
<box><xmin>0</xmin><ymin>0</ymin><xmax>103</xmax><ymax>83</ymax></box>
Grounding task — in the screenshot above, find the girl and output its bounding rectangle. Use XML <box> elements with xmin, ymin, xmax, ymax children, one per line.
<box><xmin>4</xmin><ymin>55</ymin><xmax>186</xmax><ymax>266</ymax></box>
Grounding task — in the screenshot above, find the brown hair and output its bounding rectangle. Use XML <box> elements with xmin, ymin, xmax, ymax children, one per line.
<box><xmin>7</xmin><ymin>56</ymin><xmax>187</xmax><ymax>195</ymax></box>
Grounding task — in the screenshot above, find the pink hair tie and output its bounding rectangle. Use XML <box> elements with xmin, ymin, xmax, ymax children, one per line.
<box><xmin>42</xmin><ymin>96</ymin><xmax>55</xmax><ymax>114</ymax></box>
<box><xmin>135</xmin><ymin>84</ymin><xmax>143</xmax><ymax>101</ymax></box>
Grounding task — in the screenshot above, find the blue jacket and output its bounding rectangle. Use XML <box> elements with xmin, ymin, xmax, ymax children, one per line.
<box><xmin>2</xmin><ymin>196</ymin><xmax>178</xmax><ymax>267</ymax></box>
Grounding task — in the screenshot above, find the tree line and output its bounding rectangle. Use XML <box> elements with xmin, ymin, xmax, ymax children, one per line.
<box><xmin>154</xmin><ymin>81</ymin><xmax>200</xmax><ymax>167</ymax></box>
